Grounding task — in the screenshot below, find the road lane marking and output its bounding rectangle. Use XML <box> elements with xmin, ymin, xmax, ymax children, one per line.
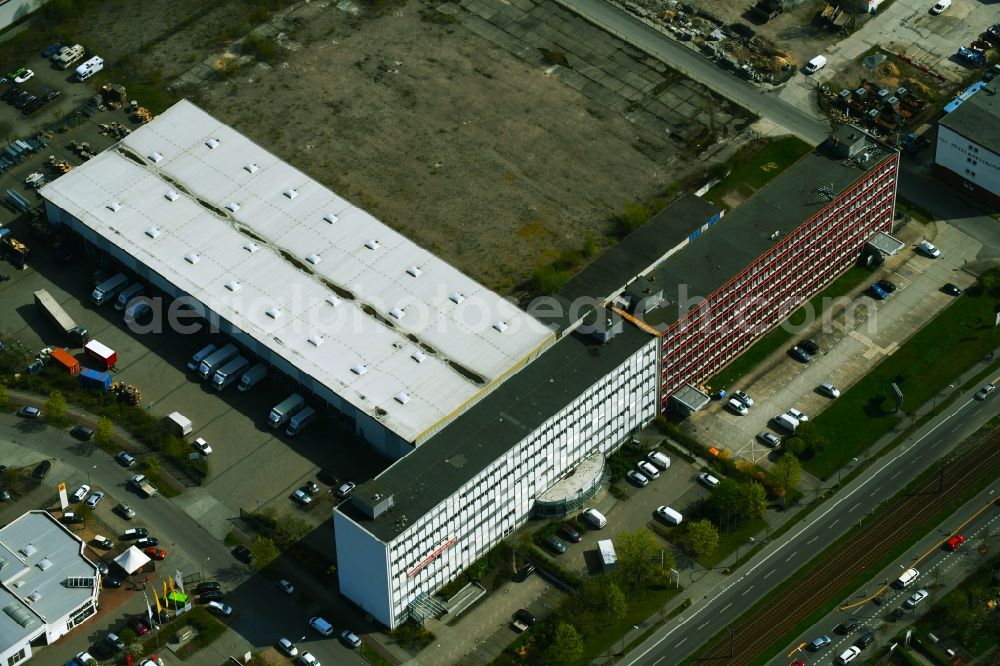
<box><xmin>698</xmin><ymin>621</ymin><xmax>709</xmax><ymax>630</ymax></box>
<box><xmin>721</xmin><ymin>602</ymin><xmax>732</xmax><ymax>613</ymax></box>
<box><xmin>890</xmin><ymin>470</ymin><xmax>901</xmax><ymax>479</ymax></box>
<box><xmin>675</xmin><ymin>638</ymin><xmax>687</xmax><ymax>648</ymax></box>
<box><xmin>850</xmin><ymin>502</ymin><xmax>861</xmax><ymax>511</ymax></box>
<box><xmin>808</xmin><ymin>535</ymin><xmax>819</xmax><ymax>543</ymax></box>
<box><xmin>786</xmin><ymin>552</ymin><xmax>797</xmax><ymax>562</ymax></box>
<box><xmin>742</xmin><ymin>585</ymin><xmax>754</xmax><ymax>596</ymax></box>
<box><xmin>829</xmin><ymin>520</ymin><xmax>839</xmax><ymax>529</ymax></box>
<box><xmin>765</xmin><ymin>569</ymin><xmax>775</xmax><ymax>578</ymax></box>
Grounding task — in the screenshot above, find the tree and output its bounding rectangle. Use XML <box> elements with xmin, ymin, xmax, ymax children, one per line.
<box><xmin>796</xmin><ymin>422</ymin><xmax>828</xmax><ymax>456</ymax></box>
<box><xmin>547</xmin><ymin>623</ymin><xmax>584</xmax><ymax>664</ymax></box>
<box><xmin>45</xmin><ymin>390</ymin><xmax>67</xmax><ymax>425</ymax></box>
<box><xmin>249</xmin><ymin>535</ymin><xmax>279</xmax><ymax>570</ymax></box>
<box><xmin>737</xmin><ymin>480</ymin><xmax>768</xmax><ymax>520</ymax></box>
<box><xmin>687</xmin><ymin>519</ymin><xmax>720</xmax><ymax>557</ymax></box>
<box><xmin>782</xmin><ymin>436</ymin><xmax>805</xmax><ymax>458</ymax></box>
<box><xmin>94</xmin><ymin>417</ymin><xmax>114</xmax><ymax>450</ymax></box>
<box><xmin>773</xmin><ymin>454</ymin><xmax>801</xmax><ymax>494</ymax></box>
<box><xmin>141</xmin><ymin>456</ymin><xmax>160</xmax><ymax>476</ymax></box>
<box><xmin>604</xmin><ymin>581</ymin><xmax>628</xmax><ymax>625</ymax></box>
<box><xmin>708</xmin><ymin>478</ymin><xmax>743</xmax><ymax>529</ymax></box>
<box><xmin>616</xmin><ymin>530</ymin><xmax>662</xmax><ymax>591</ymax></box>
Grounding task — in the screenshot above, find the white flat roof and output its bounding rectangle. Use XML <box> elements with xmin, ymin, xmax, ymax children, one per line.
<box><xmin>41</xmin><ymin>100</ymin><xmax>553</xmax><ymax>442</ymax></box>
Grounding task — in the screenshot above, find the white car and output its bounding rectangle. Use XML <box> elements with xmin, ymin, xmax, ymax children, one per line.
<box><xmin>626</xmin><ymin>470</ymin><xmax>649</xmax><ymax>487</ymax></box>
<box><xmin>85</xmin><ymin>490</ymin><xmax>104</xmax><ymax>508</ymax></box>
<box><xmin>336</xmin><ymin>481</ymin><xmax>356</xmax><ymax>498</ymax></box>
<box><xmin>905</xmin><ymin>588</ymin><xmax>929</xmax><ymax>608</ymax></box>
<box><xmin>698</xmin><ymin>472</ymin><xmax>720</xmax><ymax>488</ymax></box>
<box><xmin>787</xmin><ymin>407</ymin><xmax>808</xmax><ymax>422</ymax></box>
<box><xmin>207</xmin><ymin>600</ymin><xmax>232</xmax><ymax>616</ymax></box>
<box><xmin>804</xmin><ymin>55</ymin><xmax>827</xmax><ymax>73</ymax></box>
<box><xmin>837</xmin><ymin>646</ymin><xmax>862</xmax><ymax>664</ymax></box>
<box><xmin>975</xmin><ymin>383</ymin><xmax>996</xmax><ymax>400</ymax></box>
<box><xmin>930</xmin><ymin>0</ymin><xmax>951</xmax><ymax>14</ymax></box>
<box><xmin>71</xmin><ymin>484</ymin><xmax>91</xmax><ymax>502</ymax></box>
<box><xmin>292</xmin><ymin>489</ymin><xmax>312</xmax><ymax>505</ymax></box>
<box><xmin>917</xmin><ymin>240</ymin><xmax>940</xmax><ymax>258</ymax></box>
<box><xmin>278</xmin><ymin>579</ymin><xmax>295</xmax><ymax>594</ymax></box>
<box><xmin>732</xmin><ymin>390</ymin><xmax>754</xmax><ymax>407</ymax></box>
<box><xmin>14</xmin><ymin>69</ymin><xmax>33</xmax><ymax>83</ymax></box>
<box><xmin>818</xmin><ymin>383</ymin><xmax>841</xmax><ymax>398</ymax></box>
<box><xmin>277</xmin><ymin>637</ymin><xmax>298</xmax><ymax>657</ymax></box>
<box><xmin>726</xmin><ymin>398</ymin><xmax>748</xmax><ymax>416</ymax></box>
<box><xmin>193</xmin><ymin>437</ymin><xmax>213</xmax><ymax>455</ymax></box>
<box><xmin>298</xmin><ymin>652</ymin><xmax>320</xmax><ymax>666</ymax></box>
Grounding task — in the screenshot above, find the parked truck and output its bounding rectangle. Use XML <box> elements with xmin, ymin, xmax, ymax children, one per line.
<box><xmin>50</xmin><ymin>348</ymin><xmax>80</xmax><ymax>374</ymax></box>
<box><xmin>84</xmin><ymin>339</ymin><xmax>117</xmax><ymax>370</ymax></box>
<box><xmin>237</xmin><ymin>363</ymin><xmax>267</xmax><ymax>392</ymax></box>
<box><xmin>211</xmin><ymin>356</ymin><xmax>250</xmax><ymax>391</ymax></box>
<box><xmin>268</xmin><ymin>393</ymin><xmax>305</xmax><ymax>429</ymax></box>
<box><xmin>165</xmin><ymin>412</ymin><xmax>193</xmax><ymax>436</ymax></box>
<box><xmin>197</xmin><ymin>343</ymin><xmax>238</xmax><ymax>379</ymax></box>
<box><xmin>286</xmin><ymin>406</ymin><xmax>317</xmax><ymax>437</ymax></box>
<box><xmin>91</xmin><ymin>273</ymin><xmax>128</xmax><ymax>306</ymax></box>
<box><xmin>598</xmin><ymin>539</ymin><xmax>618</xmax><ymax>572</ymax></box>
<box><xmin>0</xmin><ymin>227</ymin><xmax>30</xmax><ymax>269</ymax></box>
<box><xmin>79</xmin><ymin>367</ymin><xmax>112</xmax><ymax>392</ymax></box>
<box><xmin>34</xmin><ymin>289</ymin><xmax>89</xmax><ymax>346</ymax></box>
<box><xmin>129</xmin><ymin>474</ymin><xmax>158</xmax><ymax>498</ymax></box>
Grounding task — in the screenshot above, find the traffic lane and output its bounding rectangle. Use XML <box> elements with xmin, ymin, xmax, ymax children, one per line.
<box><xmin>558</xmin><ymin>0</ymin><xmax>830</xmax><ymax>144</ymax></box>
<box><xmin>625</xmin><ymin>388</ymin><xmax>998</xmax><ymax>665</ymax></box>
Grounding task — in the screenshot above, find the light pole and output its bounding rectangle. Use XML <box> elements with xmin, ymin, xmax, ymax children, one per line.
<box><xmin>201</xmin><ymin>556</ymin><xmax>210</xmax><ymax>579</ymax></box>
<box><xmin>87</xmin><ymin>464</ymin><xmax>97</xmax><ymax>485</ymax></box>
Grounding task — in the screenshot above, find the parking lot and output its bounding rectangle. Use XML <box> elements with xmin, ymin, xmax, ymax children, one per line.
<box><xmin>0</xmin><ymin>44</ymin><xmax>97</xmax><ymax>138</ymax></box>
<box><xmin>688</xmin><ymin>219</ymin><xmax>983</xmax><ymax>473</ymax></box>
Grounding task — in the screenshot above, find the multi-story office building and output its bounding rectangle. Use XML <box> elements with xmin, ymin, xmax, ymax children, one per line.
<box><xmin>934</xmin><ymin>78</ymin><xmax>1000</xmax><ymax>209</ymax></box>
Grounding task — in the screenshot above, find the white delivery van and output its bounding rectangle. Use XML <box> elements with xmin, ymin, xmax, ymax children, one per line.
<box><xmin>896</xmin><ymin>568</ymin><xmax>920</xmax><ymax>588</ymax></box>
<box><xmin>582</xmin><ymin>508</ymin><xmax>607</xmax><ymax>529</ymax></box>
<box><xmin>286</xmin><ymin>406</ymin><xmax>317</xmax><ymax>437</ymax></box>
<box><xmin>656</xmin><ymin>506</ymin><xmax>684</xmax><ymax>525</ymax></box>
<box><xmin>115</xmin><ymin>283</ymin><xmax>144</xmax><ymax>311</ymax></box>
<box><xmin>647</xmin><ymin>451</ymin><xmax>671</xmax><ymax>470</ymax></box>
<box><xmin>165</xmin><ymin>411</ymin><xmax>193</xmax><ymax>436</ymax></box>
<box><xmin>91</xmin><ymin>273</ymin><xmax>128</xmax><ymax>306</ymax></box>
<box><xmin>75</xmin><ymin>55</ymin><xmax>104</xmax><ymax>81</ymax></box>
<box><xmin>309</xmin><ymin>616</ymin><xmax>334</xmax><ymax>636</ymax></box>
<box><xmin>187</xmin><ymin>344</ymin><xmax>218</xmax><ymax>371</ymax></box>
<box><xmin>597</xmin><ymin>539</ymin><xmax>617</xmax><ymax>571</ymax></box>
<box><xmin>237</xmin><ymin>363</ymin><xmax>267</xmax><ymax>391</ymax></box>
<box><xmin>804</xmin><ymin>55</ymin><xmax>827</xmax><ymax>74</ymax></box>
<box><xmin>773</xmin><ymin>413</ymin><xmax>799</xmax><ymax>433</ymax></box>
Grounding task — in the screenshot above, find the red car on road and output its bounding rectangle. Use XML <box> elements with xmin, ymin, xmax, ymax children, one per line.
<box><xmin>144</xmin><ymin>547</ymin><xmax>167</xmax><ymax>561</ymax></box>
<box><xmin>944</xmin><ymin>534</ymin><xmax>965</xmax><ymax>551</ymax></box>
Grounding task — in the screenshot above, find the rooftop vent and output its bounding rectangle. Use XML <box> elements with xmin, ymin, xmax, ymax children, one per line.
<box><xmin>389</xmin><ymin>307</ymin><xmax>404</xmax><ymax>320</ymax></box>
<box><xmin>308</xmin><ymin>334</ymin><xmax>324</xmax><ymax>347</ymax></box>
<box><xmin>106</xmin><ymin>201</ymin><xmax>121</xmax><ymax>212</ymax></box>
<box><xmin>145</xmin><ymin>227</ymin><xmax>160</xmax><ymax>239</ymax></box>
<box><xmin>225</xmin><ymin>202</ymin><xmax>240</xmax><ymax>213</ymax></box>
<box><xmin>351</xmin><ymin>363</ymin><xmax>368</xmax><ymax>376</ymax></box>
<box><xmin>243</xmin><ymin>242</ymin><xmax>259</xmax><ymax>253</ymax></box>
<box><xmin>185</xmin><ymin>253</ymin><xmax>200</xmax><ymax>265</ymax></box>
<box><xmin>411</xmin><ymin>351</ymin><xmax>427</xmax><ymax>364</ymax></box>
<box><xmin>283</xmin><ymin>188</ymin><xmax>298</xmax><ymax>199</ymax></box>
<box><xmin>244</xmin><ymin>163</ymin><xmax>259</xmax><ymax>174</ymax></box>
<box><xmin>326</xmin><ymin>295</ymin><xmax>341</xmax><ymax>307</ymax></box>
<box><xmin>37</xmin><ymin>558</ymin><xmax>52</xmax><ymax>572</ymax></box>
<box><xmin>266</xmin><ymin>307</ymin><xmax>282</xmax><ymax>319</ymax></box>
<box><xmin>406</xmin><ymin>266</ymin><xmax>422</xmax><ymax>278</ymax></box>
<box><xmin>148</xmin><ymin>151</ymin><xmax>163</xmax><ymax>163</ymax></box>
<box><xmin>324</xmin><ymin>213</ymin><xmax>338</xmax><ymax>224</ymax></box>
<box><xmin>164</xmin><ymin>190</ymin><xmax>179</xmax><ymax>201</ymax></box>
<box><xmin>225</xmin><ymin>280</ymin><xmax>241</xmax><ymax>292</ymax></box>
<box><xmin>365</xmin><ymin>240</ymin><xmax>380</xmax><ymax>250</ymax></box>
<box><xmin>27</xmin><ymin>591</ymin><xmax>41</xmax><ymax>603</ymax></box>
<box><xmin>20</xmin><ymin>544</ymin><xmax>36</xmax><ymax>558</ymax></box>
<box><xmin>205</xmin><ymin>138</ymin><xmax>220</xmax><ymax>149</ymax></box>
<box><xmin>306</xmin><ymin>253</ymin><xmax>322</xmax><ymax>265</ymax></box>
<box><xmin>395</xmin><ymin>391</ymin><xmax>411</xmax><ymax>404</ymax></box>
<box><xmin>493</xmin><ymin>321</ymin><xmax>509</xmax><ymax>333</ymax></box>
<box><xmin>449</xmin><ymin>292</ymin><xmax>465</xmax><ymax>304</ymax></box>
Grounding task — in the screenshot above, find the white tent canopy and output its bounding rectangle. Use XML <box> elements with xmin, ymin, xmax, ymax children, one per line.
<box><xmin>113</xmin><ymin>546</ymin><xmax>151</xmax><ymax>574</ymax></box>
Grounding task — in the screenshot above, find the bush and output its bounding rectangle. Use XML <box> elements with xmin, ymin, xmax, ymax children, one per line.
<box><xmin>389</xmin><ymin>620</ymin><xmax>435</xmax><ymax>650</ymax></box>
<box><xmin>242</xmin><ymin>34</ymin><xmax>282</xmax><ymax>63</ymax></box>
<box><xmin>531</xmin><ymin>265</ymin><xmax>570</xmax><ymax>294</ymax></box>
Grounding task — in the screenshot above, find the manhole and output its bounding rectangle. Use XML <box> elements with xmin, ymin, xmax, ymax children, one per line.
<box><xmin>863</xmin><ymin>53</ymin><xmax>887</xmax><ymax>69</ymax></box>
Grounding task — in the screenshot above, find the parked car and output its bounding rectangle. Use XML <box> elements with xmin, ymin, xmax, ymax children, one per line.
<box><xmin>277</xmin><ymin>638</ymin><xmax>299</xmax><ymax>657</ymax></box>
<box><xmin>143</xmin><ymin>547</ymin><xmax>167</xmax><ymax>560</ymax></box>
<box><xmin>17</xmin><ymin>406</ymin><xmax>41</xmax><ymax>419</ymax></box>
<box><xmin>559</xmin><ymin>523</ymin><xmax>582</xmax><ymax>543</ymax></box>
<box><xmin>798</xmin><ymin>339</ymin><xmax>820</xmax><ymax>355</ymax></box>
<box><xmin>199</xmin><ymin>590</ymin><xmax>225</xmax><ymax>603</ymax></box>
<box><xmin>278</xmin><ymin>579</ymin><xmax>295</xmax><ymax>594</ymax></box>
<box><xmin>698</xmin><ymin>472</ymin><xmax>720</xmax><ymax>488</ymax></box>
<box><xmin>808</xmin><ymin>635</ymin><xmax>832</xmax><ymax>651</ymax></box>
<box><xmin>129</xmin><ymin>617</ymin><xmax>150</xmax><ymax>635</ymax></box>
<box><xmin>32</xmin><ymin>460</ymin><xmax>51</xmax><ymax>479</ymax></box>
<box><xmin>71</xmin><ymin>425</ymin><xmax>95</xmax><ymax>441</ymax></box>
<box><xmin>103</xmin><ymin>576</ymin><xmax>122</xmax><ymax>588</ymax></box>
<box><xmin>85</xmin><ymin>490</ymin><xmax>104</xmax><ymax>508</ymax></box>
<box><xmin>336</xmin><ymin>481</ymin><xmax>356</xmax><ymax>498</ymax></box>
<box><xmin>106</xmin><ymin>631</ymin><xmax>125</xmax><ymax>651</ymax></box>
<box><xmin>975</xmin><ymin>384</ymin><xmax>996</xmax><ymax>400</ymax></box>
<box><xmin>626</xmin><ymin>469</ymin><xmax>649</xmax><ymax>487</ymax></box>
<box><xmin>837</xmin><ymin>646</ymin><xmax>862</xmax><ymax>664</ymax></box>
<box><xmin>835</xmin><ymin>618</ymin><xmax>859</xmax><ymax>635</ymax></box>
<box><xmin>757</xmin><ymin>431</ymin><xmax>781</xmax><ymax>448</ymax></box>
<box><xmin>942</xmin><ymin>283</ymin><xmax>962</xmax><ymax>296</ymax></box>
<box><xmin>514</xmin><ymin>563</ymin><xmax>536</xmax><ymax>582</ymax></box>
<box><xmin>13</xmin><ymin>69</ymin><xmax>33</xmax><ymax>84</ymax></box>
<box><xmin>42</xmin><ymin>43</ymin><xmax>62</xmax><ymax>57</ymax></box>
<box><xmin>789</xmin><ymin>346</ymin><xmax>812</xmax><ymax>363</ymax></box>
<box><xmin>877</xmin><ymin>279</ymin><xmax>896</xmax><ymax>294</ymax></box>
<box><xmin>732</xmin><ymin>390</ymin><xmax>754</xmax><ymax>407</ymax></box>
<box><xmin>726</xmin><ymin>398</ymin><xmax>748</xmax><ymax>416</ymax></box>
<box><xmin>302</xmin><ymin>481</ymin><xmax>320</xmax><ymax>495</ymax></box>
<box><xmin>340</xmin><ymin>629</ymin><xmax>362</xmax><ymax>649</ymax></box>
<box><xmin>787</xmin><ymin>407</ymin><xmax>808</xmax><ymax>422</ymax></box>
<box><xmin>93</xmin><ymin>535</ymin><xmax>114</xmax><ymax>549</ymax></box>
<box><xmin>904</xmin><ymin>589</ymin><xmax>929</xmax><ymax>608</ymax></box>
<box><xmin>917</xmin><ymin>240</ymin><xmax>940</xmax><ymax>258</ymax></box>
<box><xmin>135</xmin><ymin>537</ymin><xmax>159</xmax><ymax>548</ymax></box>
<box><xmin>855</xmin><ymin>631</ymin><xmax>875</xmax><ymax>649</ymax></box>
<box><xmin>122</xmin><ymin>527</ymin><xmax>148</xmax><ymax>540</ymax></box>
<box><xmin>71</xmin><ymin>484</ymin><xmax>91</xmax><ymax>502</ymax></box>
<box><xmin>804</xmin><ymin>55</ymin><xmax>827</xmax><ymax>73</ymax></box>
<box><xmin>232</xmin><ymin>544</ymin><xmax>253</xmax><ymax>564</ymax></box>
<box><xmin>115</xmin><ymin>502</ymin><xmax>135</xmax><ymax>520</ymax></box>
<box><xmin>818</xmin><ymin>383</ymin><xmax>841</xmax><ymax>398</ymax></box>
<box><xmin>931</xmin><ymin>0</ymin><xmax>951</xmax><ymax>14</ymax></box>
<box><xmin>61</xmin><ymin>512</ymin><xmax>83</xmax><ymax>524</ymax></box>
<box><xmin>543</xmin><ymin>535</ymin><xmax>566</xmax><ymax>554</ymax></box>
<box><xmin>298</xmin><ymin>653</ymin><xmax>319</xmax><ymax>666</ymax></box>
<box><xmin>514</xmin><ymin>608</ymin><xmax>537</xmax><ymax>627</ymax></box>
<box><xmin>115</xmin><ymin>451</ymin><xmax>136</xmax><ymax>467</ymax></box>
<box><xmin>869</xmin><ymin>282</ymin><xmax>888</xmax><ymax>300</ymax></box>
<box><xmin>207</xmin><ymin>600</ymin><xmax>232</xmax><ymax>616</ymax></box>
<box><xmin>195</xmin><ymin>581</ymin><xmax>222</xmax><ymax>594</ymax></box>
<box><xmin>193</xmin><ymin>437</ymin><xmax>213</xmax><ymax>455</ymax></box>
<box><xmin>292</xmin><ymin>489</ymin><xmax>312</xmax><ymax>505</ymax></box>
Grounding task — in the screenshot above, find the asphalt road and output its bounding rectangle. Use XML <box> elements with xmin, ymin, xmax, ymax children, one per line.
<box><xmin>624</xmin><ymin>377</ymin><xmax>1000</xmax><ymax>666</ymax></box>
<box><xmin>556</xmin><ymin>0</ymin><xmax>832</xmax><ymax>145</ymax></box>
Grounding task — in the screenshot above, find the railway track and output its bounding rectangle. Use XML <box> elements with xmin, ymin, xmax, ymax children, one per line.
<box><xmin>696</xmin><ymin>426</ymin><xmax>1000</xmax><ymax>664</ymax></box>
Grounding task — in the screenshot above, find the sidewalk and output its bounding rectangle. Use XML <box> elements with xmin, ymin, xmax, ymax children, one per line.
<box><xmin>610</xmin><ymin>344</ymin><xmax>1000</xmax><ymax>662</ymax></box>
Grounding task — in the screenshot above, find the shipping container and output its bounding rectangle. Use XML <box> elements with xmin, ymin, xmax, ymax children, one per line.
<box><xmin>79</xmin><ymin>368</ymin><xmax>112</xmax><ymax>392</ymax></box>
<box><xmin>84</xmin><ymin>339</ymin><xmax>117</xmax><ymax>369</ymax></box>
<box><xmin>50</xmin><ymin>348</ymin><xmax>80</xmax><ymax>374</ymax></box>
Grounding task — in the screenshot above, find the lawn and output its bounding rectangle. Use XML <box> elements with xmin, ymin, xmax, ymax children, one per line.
<box><xmin>803</xmin><ymin>284</ymin><xmax>1000</xmax><ymax>479</ymax></box>
<box><xmin>578</xmin><ymin>585</ymin><xmax>682</xmax><ymax>661</ymax></box>
<box><xmin>706</xmin><ymin>266</ymin><xmax>870</xmax><ymax>392</ymax></box>
<box><xmin>704</xmin><ymin>136</ymin><xmax>812</xmax><ymax>206</ymax></box>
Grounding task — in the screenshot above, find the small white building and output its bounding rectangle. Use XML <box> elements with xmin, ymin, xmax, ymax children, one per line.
<box><xmin>0</xmin><ymin>511</ymin><xmax>101</xmax><ymax>665</ymax></box>
<box><xmin>934</xmin><ymin>79</ymin><xmax>1000</xmax><ymax>209</ymax></box>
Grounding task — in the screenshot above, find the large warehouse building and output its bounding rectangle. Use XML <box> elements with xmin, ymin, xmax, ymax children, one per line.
<box><xmin>40</xmin><ymin>102</ymin><xmax>899</xmax><ymax>629</ymax></box>
<box><xmin>934</xmin><ymin>78</ymin><xmax>1000</xmax><ymax>209</ymax></box>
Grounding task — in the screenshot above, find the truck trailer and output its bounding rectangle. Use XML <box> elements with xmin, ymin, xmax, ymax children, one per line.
<box><xmin>268</xmin><ymin>393</ymin><xmax>305</xmax><ymax>429</ymax></box>
<box><xmin>212</xmin><ymin>356</ymin><xmax>250</xmax><ymax>391</ymax></box>
<box><xmin>84</xmin><ymin>339</ymin><xmax>117</xmax><ymax>369</ymax></box>
<box><xmin>33</xmin><ymin>289</ymin><xmax>89</xmax><ymax>346</ymax></box>
<box><xmin>50</xmin><ymin>348</ymin><xmax>80</xmax><ymax>374</ymax></box>
<box><xmin>79</xmin><ymin>367</ymin><xmax>112</xmax><ymax>392</ymax></box>
<box><xmin>237</xmin><ymin>363</ymin><xmax>267</xmax><ymax>392</ymax></box>
<box><xmin>197</xmin><ymin>343</ymin><xmax>238</xmax><ymax>379</ymax></box>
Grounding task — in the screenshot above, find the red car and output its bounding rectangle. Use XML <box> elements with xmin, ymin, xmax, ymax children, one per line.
<box><xmin>944</xmin><ymin>534</ymin><xmax>965</xmax><ymax>551</ymax></box>
<box><xmin>144</xmin><ymin>547</ymin><xmax>167</xmax><ymax>561</ymax></box>
<box><xmin>790</xmin><ymin>660</ymin><xmax>806</xmax><ymax>666</ymax></box>
<box><xmin>129</xmin><ymin>617</ymin><xmax>150</xmax><ymax>635</ymax></box>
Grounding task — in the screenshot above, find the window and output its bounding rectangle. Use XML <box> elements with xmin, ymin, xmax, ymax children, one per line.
<box><xmin>8</xmin><ymin>648</ymin><xmax>27</xmax><ymax>665</ymax></box>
